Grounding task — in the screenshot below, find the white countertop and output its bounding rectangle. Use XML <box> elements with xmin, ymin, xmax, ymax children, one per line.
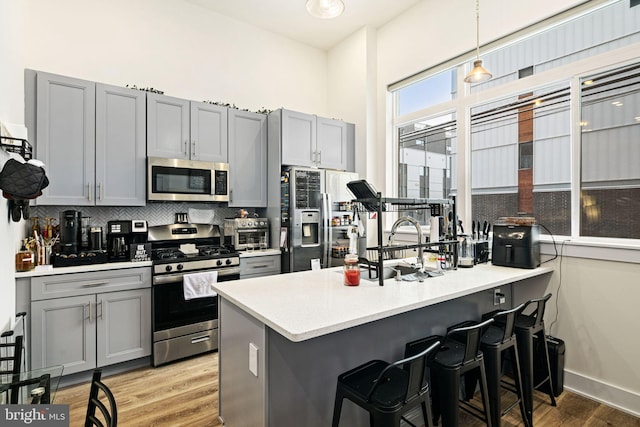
<box><xmin>213</xmin><ymin>263</ymin><xmax>553</xmax><ymax>342</ymax></box>
<box><xmin>14</xmin><ymin>260</ymin><xmax>152</xmax><ymax>278</ymax></box>
<box><xmin>238</xmin><ymin>249</ymin><xmax>280</xmax><ymax>258</ymax></box>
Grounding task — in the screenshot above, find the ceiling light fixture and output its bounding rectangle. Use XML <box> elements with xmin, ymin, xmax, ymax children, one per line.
<box><xmin>306</xmin><ymin>0</ymin><xmax>345</xmax><ymax>19</ymax></box>
<box><xmin>464</xmin><ymin>0</ymin><xmax>492</xmax><ymax>84</ymax></box>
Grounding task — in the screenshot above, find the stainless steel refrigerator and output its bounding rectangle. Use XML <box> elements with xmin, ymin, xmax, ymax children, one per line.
<box><xmin>280</xmin><ymin>166</ymin><xmax>359</xmax><ymax>272</ymax></box>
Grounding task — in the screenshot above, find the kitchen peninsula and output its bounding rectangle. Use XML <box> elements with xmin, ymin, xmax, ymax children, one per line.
<box><xmin>213</xmin><ymin>263</ymin><xmax>553</xmax><ymax>426</ymax></box>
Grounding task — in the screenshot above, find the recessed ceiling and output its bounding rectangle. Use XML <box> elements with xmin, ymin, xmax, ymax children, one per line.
<box><xmin>185</xmin><ymin>0</ymin><xmax>423</xmax><ymax>50</ymax></box>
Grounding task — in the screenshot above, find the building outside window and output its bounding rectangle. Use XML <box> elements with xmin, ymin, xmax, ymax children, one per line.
<box><xmin>392</xmin><ymin>0</ymin><xmax>640</xmax><ymax>241</ymax></box>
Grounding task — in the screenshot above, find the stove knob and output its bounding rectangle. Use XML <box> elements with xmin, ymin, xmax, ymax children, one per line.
<box><xmin>216</xmin><ymin>260</ymin><xmax>223</xmax><ymax>266</ymax></box>
<box><xmin>225</xmin><ymin>259</ymin><xmax>232</xmax><ymax>265</ymax></box>
<box><xmin>165</xmin><ymin>265</ymin><xmax>173</xmax><ymax>272</ymax></box>
<box><xmin>247</xmin><ymin>221</ymin><xmax>253</xmax><ymax>227</ymax></box>
<box><xmin>177</xmin><ymin>264</ymin><xmax>184</xmax><ymax>271</ymax></box>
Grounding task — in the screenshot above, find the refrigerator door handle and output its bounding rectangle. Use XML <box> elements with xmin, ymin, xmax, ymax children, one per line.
<box><xmin>322</xmin><ymin>193</ymin><xmax>331</xmax><ymax>268</ymax></box>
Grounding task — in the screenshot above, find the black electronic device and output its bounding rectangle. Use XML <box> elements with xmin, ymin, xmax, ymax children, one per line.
<box><xmin>491</xmin><ymin>224</ymin><xmax>540</xmax><ymax>269</ymax></box>
<box><xmin>107</xmin><ymin>220</ymin><xmax>148</xmax><ymax>262</ymax></box>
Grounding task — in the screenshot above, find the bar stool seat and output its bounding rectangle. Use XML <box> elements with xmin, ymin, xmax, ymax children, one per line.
<box><xmin>406</xmin><ymin>318</ymin><xmax>494</xmax><ymax>427</ymax></box>
<box><xmin>332</xmin><ymin>340</ymin><xmax>440</xmax><ymax>427</ymax></box>
<box><xmin>506</xmin><ymin>294</ymin><xmax>557</xmax><ymax>426</ymax></box>
<box><xmin>474</xmin><ymin>303</ymin><xmax>530</xmax><ymax>427</ymax></box>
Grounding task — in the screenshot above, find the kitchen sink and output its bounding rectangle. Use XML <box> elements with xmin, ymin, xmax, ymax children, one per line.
<box><xmin>361</xmin><ymin>263</ymin><xmax>440</xmax><ymax>282</ymax></box>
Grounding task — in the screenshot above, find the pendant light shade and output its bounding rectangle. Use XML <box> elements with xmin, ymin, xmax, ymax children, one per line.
<box><xmin>306</xmin><ymin>0</ymin><xmax>345</xmax><ymax>19</ymax></box>
<box><xmin>464</xmin><ymin>0</ymin><xmax>492</xmax><ymax>84</ymax></box>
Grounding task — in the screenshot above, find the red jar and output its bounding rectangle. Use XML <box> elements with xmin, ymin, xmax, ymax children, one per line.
<box><xmin>343</xmin><ymin>254</ymin><xmax>360</xmax><ymax>286</ymax></box>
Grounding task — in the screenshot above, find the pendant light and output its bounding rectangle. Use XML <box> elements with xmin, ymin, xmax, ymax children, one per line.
<box><xmin>464</xmin><ymin>0</ymin><xmax>492</xmax><ymax>84</ymax></box>
<box><xmin>306</xmin><ymin>0</ymin><xmax>345</xmax><ymax>19</ymax></box>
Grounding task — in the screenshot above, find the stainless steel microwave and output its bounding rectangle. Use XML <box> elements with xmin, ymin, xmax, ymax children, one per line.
<box><xmin>147</xmin><ymin>157</ymin><xmax>229</xmax><ymax>202</ymax></box>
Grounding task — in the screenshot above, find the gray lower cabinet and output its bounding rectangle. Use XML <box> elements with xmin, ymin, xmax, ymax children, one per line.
<box><xmin>25</xmin><ymin>70</ymin><xmax>146</xmax><ymax>206</ymax></box>
<box><xmin>228</xmin><ymin>109</ymin><xmax>267</xmax><ymax>207</ymax></box>
<box><xmin>29</xmin><ymin>267</ymin><xmax>151</xmax><ymax>375</ymax></box>
<box><xmin>240</xmin><ymin>254</ymin><xmax>281</xmax><ymax>279</ymax></box>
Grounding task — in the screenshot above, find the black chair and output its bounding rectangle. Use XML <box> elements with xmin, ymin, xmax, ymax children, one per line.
<box><xmin>85</xmin><ymin>369</ymin><xmax>118</xmax><ymax>427</ymax></box>
<box><xmin>332</xmin><ymin>340</ymin><xmax>441</xmax><ymax>427</ymax></box>
<box><xmin>1</xmin><ymin>334</ymin><xmax>23</xmax><ymax>404</ymax></box>
<box><xmin>510</xmin><ymin>294</ymin><xmax>557</xmax><ymax>426</ymax></box>
<box><xmin>464</xmin><ymin>303</ymin><xmax>530</xmax><ymax>427</ymax></box>
<box><xmin>406</xmin><ymin>318</ymin><xmax>494</xmax><ymax>427</ymax></box>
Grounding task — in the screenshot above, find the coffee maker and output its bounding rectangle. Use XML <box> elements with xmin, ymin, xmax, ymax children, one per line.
<box><xmin>107</xmin><ymin>220</ymin><xmax>148</xmax><ymax>262</ymax></box>
<box><xmin>59</xmin><ymin>210</ymin><xmax>82</xmax><ymax>254</ymax></box>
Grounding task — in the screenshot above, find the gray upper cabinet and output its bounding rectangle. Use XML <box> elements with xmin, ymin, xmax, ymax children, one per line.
<box><xmin>191</xmin><ymin>101</ymin><xmax>228</xmax><ymax>163</ymax></box>
<box><xmin>147</xmin><ymin>93</ymin><xmax>228</xmax><ymax>163</ymax></box>
<box><xmin>32</xmin><ymin>71</ymin><xmax>96</xmax><ymax>206</ymax></box>
<box><xmin>228</xmin><ymin>110</ymin><xmax>267</xmax><ymax>207</ymax></box>
<box><xmin>277</xmin><ymin>108</ymin><xmax>353</xmax><ymax>171</ymax></box>
<box><xmin>280</xmin><ymin>109</ymin><xmax>316</xmax><ymax>168</ymax></box>
<box><xmin>316</xmin><ymin>116</ymin><xmax>348</xmax><ymax>170</ymax></box>
<box><xmin>95</xmin><ymin>83</ymin><xmax>147</xmax><ymax>206</ymax></box>
<box><xmin>26</xmin><ymin>70</ymin><xmax>146</xmax><ymax>206</ymax></box>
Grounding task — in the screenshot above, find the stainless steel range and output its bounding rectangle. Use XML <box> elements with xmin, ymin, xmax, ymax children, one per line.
<box><xmin>148</xmin><ymin>223</ymin><xmax>239</xmax><ymax>366</ymax></box>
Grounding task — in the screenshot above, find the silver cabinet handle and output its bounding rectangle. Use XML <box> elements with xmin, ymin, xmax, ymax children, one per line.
<box><xmin>252</xmin><ymin>264</ymin><xmax>269</xmax><ymax>269</ymax></box>
<box><xmin>88</xmin><ymin>302</ymin><xmax>92</xmax><ymax>322</ymax></box>
<box><xmin>317</xmin><ymin>150</ymin><xmax>322</xmax><ymax>164</ymax></box>
<box><xmin>184</xmin><ymin>140</ymin><xmax>188</xmax><ymax>156</ymax></box>
<box><xmin>229</xmin><ymin>189</ymin><xmax>233</xmax><ymax>203</ymax></box>
<box><xmin>88</xmin><ymin>182</ymin><xmax>92</xmax><ymax>202</ymax></box>
<box><xmin>192</xmin><ymin>140</ymin><xmax>196</xmax><ymax>158</ymax></box>
<box><xmin>98</xmin><ymin>182</ymin><xmax>103</xmax><ymax>201</ymax></box>
<box><xmin>82</xmin><ymin>281</ymin><xmax>108</xmax><ymax>287</ymax></box>
<box><xmin>191</xmin><ymin>335</ymin><xmax>211</xmax><ymax>344</ymax></box>
<box><xmin>97</xmin><ymin>300</ymin><xmax>103</xmax><ymax>319</ymax></box>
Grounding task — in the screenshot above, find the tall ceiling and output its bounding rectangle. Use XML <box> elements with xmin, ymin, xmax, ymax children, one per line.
<box><xmin>185</xmin><ymin>0</ymin><xmax>423</xmax><ymax>50</ymax></box>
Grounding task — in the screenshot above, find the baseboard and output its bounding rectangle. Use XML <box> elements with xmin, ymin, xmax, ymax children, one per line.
<box><xmin>565</xmin><ymin>369</ymin><xmax>640</xmax><ymax>417</ymax></box>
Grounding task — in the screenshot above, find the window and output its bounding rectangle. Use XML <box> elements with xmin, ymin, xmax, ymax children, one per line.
<box><xmin>580</xmin><ymin>63</ymin><xmax>640</xmax><ymax>239</ymax></box>
<box><xmin>398</xmin><ymin>113</ymin><xmax>455</xmax><ymax>224</ymax></box>
<box><xmin>396</xmin><ymin>70</ymin><xmax>456</xmax><ymax>116</ymax></box>
<box><xmin>392</xmin><ymin>0</ymin><xmax>640</xmax><ymax>241</ymax></box>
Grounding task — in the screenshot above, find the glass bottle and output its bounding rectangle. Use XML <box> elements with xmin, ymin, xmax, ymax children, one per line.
<box><xmin>343</xmin><ymin>253</ymin><xmax>360</xmax><ymax>286</ymax></box>
<box><xmin>16</xmin><ymin>239</ymin><xmax>35</xmax><ymax>272</ymax></box>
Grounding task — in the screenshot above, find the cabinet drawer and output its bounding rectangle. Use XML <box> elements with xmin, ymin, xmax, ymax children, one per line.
<box><xmin>240</xmin><ymin>255</ymin><xmax>281</xmax><ymax>278</ymax></box>
<box><xmin>31</xmin><ymin>267</ymin><xmax>151</xmax><ymax>301</ymax></box>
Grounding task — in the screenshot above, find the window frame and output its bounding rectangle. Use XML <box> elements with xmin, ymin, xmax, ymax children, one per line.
<box><xmin>391</xmin><ymin>34</ymin><xmax>640</xmax><ymax>257</ymax></box>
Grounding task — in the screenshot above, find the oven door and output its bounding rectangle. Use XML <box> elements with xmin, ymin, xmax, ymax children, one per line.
<box><xmin>152</xmin><ymin>266</ymin><xmax>239</xmax><ymax>332</ymax></box>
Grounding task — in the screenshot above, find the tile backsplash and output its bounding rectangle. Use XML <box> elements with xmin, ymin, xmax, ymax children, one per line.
<box><xmin>25</xmin><ymin>203</ymin><xmax>266</xmax><ymax>237</ymax></box>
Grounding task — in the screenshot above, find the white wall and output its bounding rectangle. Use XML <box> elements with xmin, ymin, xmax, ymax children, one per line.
<box><xmin>0</xmin><ymin>0</ymin><xmax>26</xmax><ymax>332</ymax></box>
<box><xmin>21</xmin><ymin>0</ymin><xmax>328</xmax><ymax>115</ymax></box>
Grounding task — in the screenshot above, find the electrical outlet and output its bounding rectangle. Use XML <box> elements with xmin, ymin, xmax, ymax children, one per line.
<box><xmin>493</xmin><ymin>288</ymin><xmax>506</xmax><ymax>305</ymax></box>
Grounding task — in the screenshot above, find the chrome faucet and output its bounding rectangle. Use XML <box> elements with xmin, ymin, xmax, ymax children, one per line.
<box><xmin>388</xmin><ymin>216</ymin><xmax>424</xmax><ymax>268</ymax></box>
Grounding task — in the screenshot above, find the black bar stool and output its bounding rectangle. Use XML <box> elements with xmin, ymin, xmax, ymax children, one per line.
<box><xmin>332</xmin><ymin>340</ymin><xmax>441</xmax><ymax>427</ymax></box>
<box><xmin>406</xmin><ymin>318</ymin><xmax>494</xmax><ymax>427</ymax></box>
<box><xmin>512</xmin><ymin>294</ymin><xmax>557</xmax><ymax>425</ymax></box>
<box><xmin>468</xmin><ymin>303</ymin><xmax>531</xmax><ymax>427</ymax></box>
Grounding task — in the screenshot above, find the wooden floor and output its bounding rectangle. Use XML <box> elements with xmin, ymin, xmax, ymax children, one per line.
<box><xmin>55</xmin><ymin>351</ymin><xmax>639</xmax><ymax>426</ymax></box>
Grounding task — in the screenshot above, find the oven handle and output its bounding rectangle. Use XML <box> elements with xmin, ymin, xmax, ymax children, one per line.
<box><xmin>153</xmin><ymin>267</ymin><xmax>240</xmax><ymax>285</ymax></box>
<box><xmin>191</xmin><ymin>335</ymin><xmax>211</xmax><ymax>344</ymax></box>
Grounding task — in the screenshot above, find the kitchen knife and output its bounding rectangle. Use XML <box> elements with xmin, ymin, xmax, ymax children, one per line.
<box><xmin>471</xmin><ymin>221</ymin><xmax>475</xmax><ymax>240</ymax></box>
<box><xmin>483</xmin><ymin>220</ymin><xmax>489</xmax><ymax>239</ymax></box>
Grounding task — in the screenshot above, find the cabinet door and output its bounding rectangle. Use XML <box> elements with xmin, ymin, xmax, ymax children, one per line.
<box><xmin>316</xmin><ymin>116</ymin><xmax>348</xmax><ymax>170</ymax></box>
<box><xmin>228</xmin><ymin>110</ymin><xmax>267</xmax><ymax>207</ymax></box>
<box><xmin>95</xmin><ymin>83</ymin><xmax>147</xmax><ymax>206</ymax></box>
<box><xmin>280</xmin><ymin>109</ymin><xmax>316</xmax><ymax>168</ymax></box>
<box><xmin>146</xmin><ymin>93</ymin><xmax>190</xmax><ymax>159</ymax></box>
<box><xmin>31</xmin><ymin>295</ymin><xmax>96</xmax><ymax>374</ymax></box>
<box><xmin>97</xmin><ymin>289</ymin><xmax>151</xmax><ymax>367</ymax></box>
<box><xmin>190</xmin><ymin>101</ymin><xmax>228</xmax><ymax>163</ymax></box>
<box><xmin>35</xmin><ymin>71</ymin><xmax>96</xmax><ymax>205</ymax></box>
